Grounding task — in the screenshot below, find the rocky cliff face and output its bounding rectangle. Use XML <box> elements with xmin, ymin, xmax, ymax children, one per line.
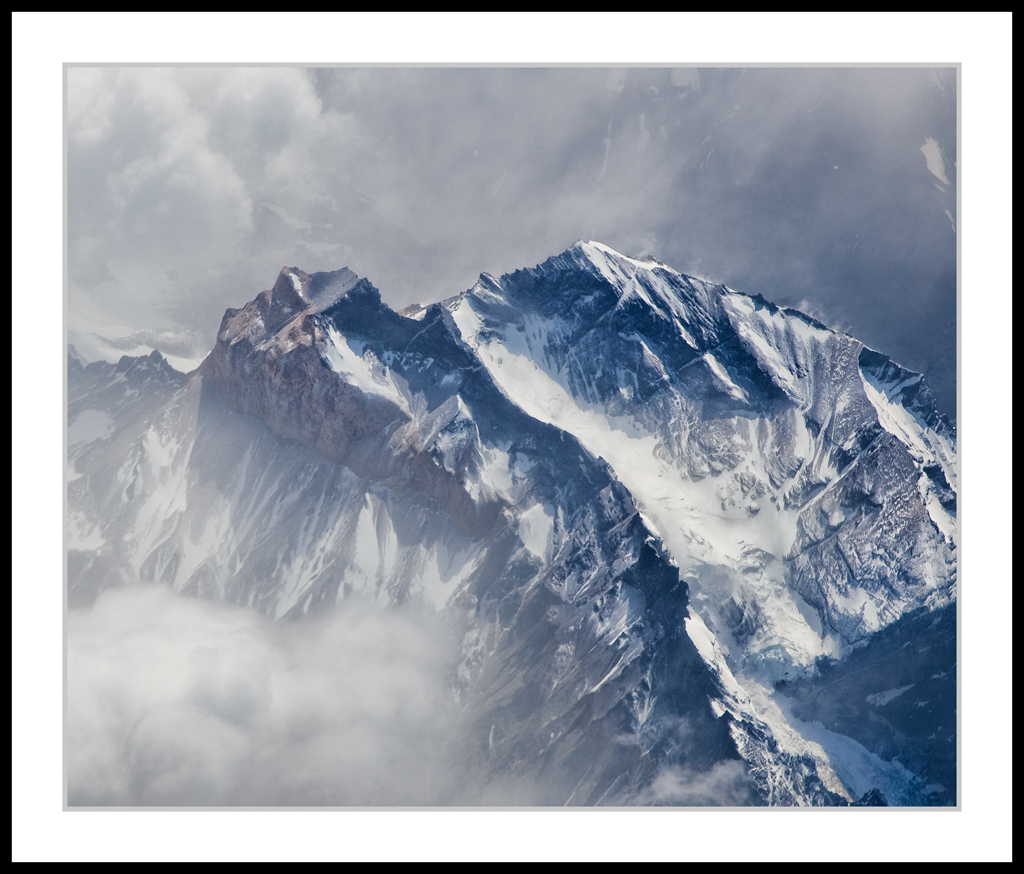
<box><xmin>202</xmin><ymin>267</ymin><xmax>499</xmax><ymax>539</ymax></box>
<box><xmin>67</xmin><ymin>242</ymin><xmax>957</xmax><ymax>805</ymax></box>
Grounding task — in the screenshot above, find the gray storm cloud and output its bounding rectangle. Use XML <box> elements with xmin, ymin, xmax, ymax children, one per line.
<box><xmin>67</xmin><ymin>65</ymin><xmax>957</xmax><ymax>416</ymax></box>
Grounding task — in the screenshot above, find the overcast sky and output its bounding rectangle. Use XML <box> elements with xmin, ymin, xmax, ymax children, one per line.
<box><xmin>67</xmin><ymin>64</ymin><xmax>958</xmax><ymax>416</ymax></box>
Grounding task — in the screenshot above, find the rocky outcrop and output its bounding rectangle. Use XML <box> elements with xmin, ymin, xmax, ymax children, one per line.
<box><xmin>202</xmin><ymin>267</ymin><xmax>502</xmax><ymax>539</ymax></box>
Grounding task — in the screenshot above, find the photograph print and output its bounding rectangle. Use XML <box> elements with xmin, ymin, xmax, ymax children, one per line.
<box><xmin>66</xmin><ymin>64</ymin><xmax>958</xmax><ymax>808</ymax></box>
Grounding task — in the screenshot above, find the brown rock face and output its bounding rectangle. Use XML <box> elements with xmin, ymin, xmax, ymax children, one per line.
<box><xmin>201</xmin><ymin>267</ymin><xmax>502</xmax><ymax>538</ymax></box>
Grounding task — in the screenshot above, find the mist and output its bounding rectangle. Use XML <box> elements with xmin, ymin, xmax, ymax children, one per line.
<box><xmin>67</xmin><ymin>585</ymin><xmax>463</xmax><ymax>806</ymax></box>
<box><xmin>67</xmin><ymin>583</ymin><xmax>765</xmax><ymax>808</ymax></box>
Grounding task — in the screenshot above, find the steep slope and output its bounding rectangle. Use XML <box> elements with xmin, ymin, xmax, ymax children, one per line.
<box><xmin>445</xmin><ymin>240</ymin><xmax>957</xmax><ymax>804</ymax></box>
<box><xmin>447</xmin><ymin>241</ymin><xmax>956</xmax><ymax>672</ymax></box>
<box><xmin>68</xmin><ymin>349</ymin><xmax>192</xmax><ymax>607</ymax></box>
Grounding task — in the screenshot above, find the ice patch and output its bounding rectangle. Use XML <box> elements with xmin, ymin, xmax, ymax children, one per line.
<box><xmin>322</xmin><ymin>326</ymin><xmax>409</xmax><ymax>413</ymax></box>
<box><xmin>725</xmin><ymin>299</ymin><xmax>799</xmax><ymax>399</ymax></box>
<box><xmin>684</xmin><ymin>614</ymin><xmax>749</xmax><ymax>706</ymax></box>
<box><xmin>69</xmin><ymin>409</ymin><xmax>113</xmax><ymax>446</ymax></box>
<box><xmin>860</xmin><ymin>366</ymin><xmax>958</xmax><ymax>538</ymax></box>
<box><xmin>68</xmin><ymin>508</ymin><xmax>105</xmax><ymax>551</ymax></box>
<box><xmin>702</xmin><ymin>352</ymin><xmax>750</xmax><ymax>404</ymax></box>
<box><xmin>866</xmin><ymin>684</ymin><xmax>915</xmax><ymax>707</ymax></box>
<box><xmin>860</xmin><ymin>372</ymin><xmax>931</xmax><ymax>459</ymax></box>
<box><xmin>920</xmin><ymin>137</ymin><xmax>951</xmax><ymax>187</ymax></box>
<box><xmin>475</xmin><ymin>443</ymin><xmax>513</xmax><ymax>501</ymax></box>
<box><xmin>581</xmin><ymin>240</ymin><xmax>661</xmax><ymax>274</ymax></box>
<box><xmin>517</xmin><ymin>502</ymin><xmax>554</xmax><ymax>562</ymax></box>
<box><xmin>342</xmin><ymin>495</ymin><xmax>389</xmax><ymax>600</ymax></box>
<box><xmin>788</xmin><ymin>712</ymin><xmax>918</xmax><ymax>804</ymax></box>
<box><xmin>829</xmin><ymin>584</ymin><xmax>880</xmax><ymax>634</ymax></box>
<box><xmin>920</xmin><ymin>472</ymin><xmax>956</xmax><ymax>541</ymax></box>
<box><xmin>143</xmin><ymin>426</ymin><xmax>177</xmax><ymax>469</ymax></box>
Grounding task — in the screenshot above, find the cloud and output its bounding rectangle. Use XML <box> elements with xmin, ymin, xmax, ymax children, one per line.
<box><xmin>66</xmin><ymin>584</ymin><xmax>758</xmax><ymax>808</ymax></box>
<box><xmin>66</xmin><ymin>67</ymin><xmax>353</xmax><ymax>351</ymax></box>
<box><xmin>68</xmin><ymin>68</ymin><xmax>255</xmax><ymax>264</ymax></box>
<box><xmin>67</xmin><ymin>585</ymin><xmax>462</xmax><ymax>806</ymax></box>
<box><xmin>66</xmin><ymin>65</ymin><xmax>957</xmax><ymax>417</ymax></box>
<box><xmin>637</xmin><ymin>760</ymin><xmax>755</xmax><ymax>806</ymax></box>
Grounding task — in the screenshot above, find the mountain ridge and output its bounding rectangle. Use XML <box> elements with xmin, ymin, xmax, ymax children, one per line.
<box><xmin>66</xmin><ymin>240</ymin><xmax>956</xmax><ymax>805</ymax></box>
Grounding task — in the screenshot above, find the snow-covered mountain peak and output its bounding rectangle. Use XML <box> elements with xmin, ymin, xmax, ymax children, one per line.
<box><xmin>447</xmin><ymin>240</ymin><xmax>956</xmax><ymax>661</ymax></box>
<box><xmin>270</xmin><ymin>265</ymin><xmax>311</xmax><ymax>309</ymax></box>
<box><xmin>266</xmin><ymin>265</ymin><xmax>369</xmax><ymax>316</ymax></box>
<box><xmin>526</xmin><ymin>239</ymin><xmax>677</xmax><ymax>291</ymax></box>
<box><xmin>574</xmin><ymin>239</ymin><xmax>668</xmax><ymax>273</ymax></box>
<box><xmin>466</xmin><ymin>241</ymin><xmax>728</xmax><ymax>352</ymax></box>
<box><xmin>69</xmin><ymin>243</ymin><xmax>958</xmax><ymax>807</ymax></box>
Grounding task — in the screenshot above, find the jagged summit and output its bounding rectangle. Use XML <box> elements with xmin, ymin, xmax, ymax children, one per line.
<box><xmin>270</xmin><ymin>265</ymin><xmax>311</xmax><ymax>306</ymax></box>
<box><xmin>574</xmin><ymin>238</ymin><xmax>669</xmax><ymax>268</ymax></box>
<box><xmin>464</xmin><ymin>241</ymin><xmax>730</xmax><ymax>349</ymax></box>
<box><xmin>264</xmin><ymin>265</ymin><xmax>364</xmax><ymax>318</ymax></box>
<box><xmin>308</xmin><ymin>266</ymin><xmax>362</xmax><ymax>311</ymax></box>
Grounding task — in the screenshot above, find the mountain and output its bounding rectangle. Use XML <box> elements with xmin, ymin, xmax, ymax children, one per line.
<box><xmin>66</xmin><ymin>242</ymin><xmax>956</xmax><ymax>806</ymax></box>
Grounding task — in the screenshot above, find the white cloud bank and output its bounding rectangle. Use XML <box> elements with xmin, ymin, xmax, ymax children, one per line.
<box><xmin>67</xmin><ymin>585</ymin><xmax>459</xmax><ymax>806</ymax></box>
